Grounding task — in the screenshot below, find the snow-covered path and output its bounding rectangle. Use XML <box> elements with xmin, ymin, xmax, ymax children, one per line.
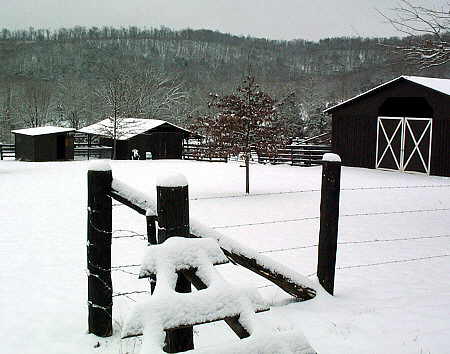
<box><xmin>1</xmin><ymin>160</ymin><xmax>449</xmax><ymax>353</ymax></box>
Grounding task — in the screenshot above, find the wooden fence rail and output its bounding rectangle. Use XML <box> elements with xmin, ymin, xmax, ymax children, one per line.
<box><xmin>86</xmin><ymin>156</ymin><xmax>341</xmax><ymax>350</ymax></box>
<box><xmin>0</xmin><ymin>144</ymin><xmax>15</xmax><ymax>160</ymax></box>
<box><xmin>74</xmin><ymin>145</ymin><xmax>112</xmax><ymax>160</ymax></box>
<box><xmin>182</xmin><ymin>142</ymin><xmax>332</xmax><ymax>166</ymax></box>
<box><xmin>182</xmin><ymin>143</ymin><xmax>228</xmax><ymax>162</ymax></box>
<box><xmin>0</xmin><ymin>143</ymin><xmax>112</xmax><ymax>160</ymax></box>
<box><xmin>258</xmin><ymin>144</ymin><xmax>332</xmax><ymax>166</ymax></box>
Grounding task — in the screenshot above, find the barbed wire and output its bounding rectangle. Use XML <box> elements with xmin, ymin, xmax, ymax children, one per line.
<box><xmin>213</xmin><ymin>207</ymin><xmax>450</xmax><ymax>229</ymax></box>
<box><xmin>258</xmin><ymin>234</ymin><xmax>450</xmax><ymax>254</ymax></box>
<box><xmin>190</xmin><ymin>184</ymin><xmax>450</xmax><ymax>201</ymax></box>
<box><xmin>337</xmin><ymin>253</ymin><xmax>450</xmax><ymax>270</ymax></box>
<box><xmin>113</xmin><ymin>290</ymin><xmax>151</xmax><ymax>298</ymax></box>
<box><xmin>257</xmin><ymin>253</ymin><xmax>450</xmax><ymax>290</ymax></box>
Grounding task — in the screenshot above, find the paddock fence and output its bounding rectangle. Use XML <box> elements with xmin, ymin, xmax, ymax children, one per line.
<box><xmin>182</xmin><ymin>142</ymin><xmax>228</xmax><ymax>162</ymax></box>
<box><xmin>0</xmin><ymin>143</ymin><xmax>112</xmax><ymax>160</ymax></box>
<box><xmin>257</xmin><ymin>143</ymin><xmax>332</xmax><ymax>166</ymax></box>
<box><xmin>0</xmin><ymin>144</ymin><xmax>15</xmax><ymax>160</ymax></box>
<box><xmin>86</xmin><ymin>159</ymin><xmax>341</xmax><ymax>352</ymax></box>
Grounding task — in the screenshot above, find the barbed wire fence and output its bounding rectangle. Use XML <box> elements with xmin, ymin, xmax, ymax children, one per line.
<box><xmin>92</xmin><ymin>181</ymin><xmax>450</xmax><ymax>333</ymax></box>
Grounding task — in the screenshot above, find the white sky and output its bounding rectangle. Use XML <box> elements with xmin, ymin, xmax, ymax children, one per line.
<box><xmin>1</xmin><ymin>0</ymin><xmax>447</xmax><ymax>41</ymax></box>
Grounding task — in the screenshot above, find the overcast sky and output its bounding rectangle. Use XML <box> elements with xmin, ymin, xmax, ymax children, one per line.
<box><xmin>1</xmin><ymin>0</ymin><xmax>447</xmax><ymax>41</ymax></box>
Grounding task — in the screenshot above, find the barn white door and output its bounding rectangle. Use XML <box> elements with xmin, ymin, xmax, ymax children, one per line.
<box><xmin>376</xmin><ymin>117</ymin><xmax>432</xmax><ymax>174</ymax></box>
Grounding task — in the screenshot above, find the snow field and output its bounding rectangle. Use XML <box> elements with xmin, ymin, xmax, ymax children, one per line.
<box><xmin>1</xmin><ymin>159</ymin><xmax>449</xmax><ymax>353</ymax></box>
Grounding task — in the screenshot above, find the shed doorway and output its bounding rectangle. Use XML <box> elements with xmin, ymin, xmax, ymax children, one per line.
<box><xmin>56</xmin><ymin>135</ymin><xmax>66</xmax><ymax>160</ymax></box>
<box><xmin>376</xmin><ymin>117</ymin><xmax>432</xmax><ymax>174</ymax></box>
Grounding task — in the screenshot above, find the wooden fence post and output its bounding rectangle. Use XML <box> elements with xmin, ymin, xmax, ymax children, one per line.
<box><xmin>146</xmin><ymin>215</ymin><xmax>157</xmax><ymax>294</ymax></box>
<box><xmin>317</xmin><ymin>154</ymin><xmax>341</xmax><ymax>295</ymax></box>
<box><xmin>157</xmin><ymin>174</ymin><xmax>194</xmax><ymax>353</ymax></box>
<box><xmin>87</xmin><ymin>163</ymin><xmax>113</xmax><ymax>337</ymax></box>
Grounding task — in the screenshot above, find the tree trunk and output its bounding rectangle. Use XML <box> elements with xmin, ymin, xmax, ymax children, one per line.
<box><xmin>112</xmin><ymin>138</ymin><xmax>117</xmax><ymax>160</ymax></box>
<box><xmin>245</xmin><ymin>154</ymin><xmax>250</xmax><ymax>194</ymax></box>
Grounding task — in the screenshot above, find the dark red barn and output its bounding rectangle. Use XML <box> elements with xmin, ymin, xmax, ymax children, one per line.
<box><xmin>325</xmin><ymin>76</ymin><xmax>450</xmax><ymax>177</ymax></box>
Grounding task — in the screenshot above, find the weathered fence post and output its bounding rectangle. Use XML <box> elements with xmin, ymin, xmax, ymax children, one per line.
<box><xmin>87</xmin><ymin>162</ymin><xmax>113</xmax><ymax>337</ymax></box>
<box><xmin>156</xmin><ymin>173</ymin><xmax>194</xmax><ymax>353</ymax></box>
<box><xmin>146</xmin><ymin>214</ymin><xmax>157</xmax><ymax>294</ymax></box>
<box><xmin>317</xmin><ymin>153</ymin><xmax>341</xmax><ymax>295</ymax></box>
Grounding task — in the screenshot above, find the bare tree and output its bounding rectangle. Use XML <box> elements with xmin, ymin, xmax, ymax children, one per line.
<box><xmin>57</xmin><ymin>80</ymin><xmax>91</xmax><ymax>129</ymax></box>
<box><xmin>0</xmin><ymin>83</ymin><xmax>16</xmax><ymax>143</ymax></box>
<box><xmin>19</xmin><ymin>80</ymin><xmax>53</xmax><ymax>127</ymax></box>
<box><xmin>379</xmin><ymin>0</ymin><xmax>450</xmax><ymax>69</ymax></box>
<box><xmin>95</xmin><ymin>63</ymin><xmax>187</xmax><ymax>159</ymax></box>
<box><xmin>95</xmin><ymin>69</ymin><xmax>137</xmax><ymax>159</ymax></box>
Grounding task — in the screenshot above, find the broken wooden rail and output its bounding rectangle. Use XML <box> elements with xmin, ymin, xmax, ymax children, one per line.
<box><xmin>87</xmin><ymin>155</ymin><xmax>342</xmax><ymax>341</ymax></box>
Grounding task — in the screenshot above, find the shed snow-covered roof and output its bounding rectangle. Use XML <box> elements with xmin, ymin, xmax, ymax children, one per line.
<box><xmin>324</xmin><ymin>76</ymin><xmax>450</xmax><ymax>113</ymax></box>
<box><xmin>78</xmin><ymin>118</ymin><xmax>194</xmax><ymax>140</ymax></box>
<box><xmin>11</xmin><ymin>126</ymin><xmax>75</xmax><ymax>136</ymax></box>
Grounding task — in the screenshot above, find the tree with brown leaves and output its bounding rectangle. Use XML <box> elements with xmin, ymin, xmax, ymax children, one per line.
<box><xmin>194</xmin><ymin>75</ymin><xmax>289</xmax><ymax>193</ymax></box>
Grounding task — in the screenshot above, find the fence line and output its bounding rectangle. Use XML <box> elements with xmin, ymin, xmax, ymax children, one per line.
<box><xmin>190</xmin><ymin>184</ymin><xmax>450</xmax><ymax>201</ymax></box>
<box><xmin>257</xmin><ymin>253</ymin><xmax>450</xmax><ymax>289</ymax></box>
<box><xmin>212</xmin><ymin>207</ymin><xmax>450</xmax><ymax>229</ymax></box>
<box><xmin>258</xmin><ymin>234</ymin><xmax>450</xmax><ymax>254</ymax></box>
<box><xmin>337</xmin><ymin>253</ymin><xmax>450</xmax><ymax>270</ymax></box>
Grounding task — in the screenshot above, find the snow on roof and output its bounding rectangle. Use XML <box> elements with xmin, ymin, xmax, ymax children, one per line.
<box><xmin>324</xmin><ymin>75</ymin><xmax>450</xmax><ymax>113</ymax></box>
<box><xmin>405</xmin><ymin>75</ymin><xmax>450</xmax><ymax>96</ymax></box>
<box><xmin>11</xmin><ymin>126</ymin><xmax>75</xmax><ymax>136</ymax></box>
<box><xmin>77</xmin><ymin>118</ymin><xmax>194</xmax><ymax>140</ymax></box>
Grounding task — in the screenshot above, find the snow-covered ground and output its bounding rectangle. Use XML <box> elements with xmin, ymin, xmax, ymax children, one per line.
<box><xmin>1</xmin><ymin>160</ymin><xmax>449</xmax><ymax>354</ymax></box>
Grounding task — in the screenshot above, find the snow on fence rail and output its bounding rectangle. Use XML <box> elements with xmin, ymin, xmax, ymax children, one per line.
<box><xmin>86</xmin><ymin>156</ymin><xmax>342</xmax><ymax>351</ymax></box>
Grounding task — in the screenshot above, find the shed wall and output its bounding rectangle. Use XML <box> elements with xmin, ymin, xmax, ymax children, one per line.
<box><xmin>14</xmin><ymin>134</ymin><xmax>35</xmax><ymax>161</ymax></box>
<box><xmin>14</xmin><ymin>133</ymin><xmax>74</xmax><ymax>161</ymax></box>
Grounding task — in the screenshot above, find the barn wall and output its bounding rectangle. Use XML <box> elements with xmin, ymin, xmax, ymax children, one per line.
<box><xmin>97</xmin><ymin>123</ymin><xmax>187</xmax><ymax>160</ymax></box>
<box><xmin>128</xmin><ymin>131</ymin><xmax>183</xmax><ymax>159</ymax></box>
<box><xmin>431</xmin><ymin>119</ymin><xmax>450</xmax><ymax>177</ymax></box>
<box><xmin>330</xmin><ymin>79</ymin><xmax>450</xmax><ymax>177</ymax></box>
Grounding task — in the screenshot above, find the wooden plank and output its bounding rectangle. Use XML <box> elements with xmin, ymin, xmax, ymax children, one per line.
<box><xmin>190</xmin><ymin>233</ymin><xmax>316</xmax><ymax>301</ymax></box>
<box><xmin>123</xmin><ymin>269</ymin><xmax>268</xmax><ymax>340</ymax></box>
<box><xmin>122</xmin><ymin>314</ymin><xmax>251</xmax><ymax>340</ymax></box>
<box><xmin>108</xmin><ymin>189</ymin><xmax>147</xmax><ymax>215</ymax></box>
<box><xmin>181</xmin><ymin>269</ymin><xmax>251</xmax><ymax>339</ymax></box>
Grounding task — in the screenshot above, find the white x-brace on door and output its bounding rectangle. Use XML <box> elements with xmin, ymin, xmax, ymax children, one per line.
<box><xmin>376</xmin><ymin>116</ymin><xmax>432</xmax><ymax>174</ymax></box>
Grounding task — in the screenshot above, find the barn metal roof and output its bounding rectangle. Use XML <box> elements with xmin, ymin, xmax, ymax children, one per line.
<box><xmin>324</xmin><ymin>76</ymin><xmax>450</xmax><ymax>113</ymax></box>
<box><xmin>78</xmin><ymin>118</ymin><xmax>195</xmax><ymax>140</ymax></box>
<box><xmin>11</xmin><ymin>126</ymin><xmax>76</xmax><ymax>136</ymax></box>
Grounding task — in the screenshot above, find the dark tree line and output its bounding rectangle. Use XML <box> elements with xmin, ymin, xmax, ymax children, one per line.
<box><xmin>0</xmin><ymin>25</ymin><xmax>448</xmax><ymax>143</ymax></box>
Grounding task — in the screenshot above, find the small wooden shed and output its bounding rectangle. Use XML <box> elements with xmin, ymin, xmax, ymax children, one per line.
<box><xmin>78</xmin><ymin>118</ymin><xmax>196</xmax><ymax>160</ymax></box>
<box><xmin>12</xmin><ymin>126</ymin><xmax>75</xmax><ymax>161</ymax></box>
<box><xmin>325</xmin><ymin>76</ymin><xmax>450</xmax><ymax>177</ymax></box>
